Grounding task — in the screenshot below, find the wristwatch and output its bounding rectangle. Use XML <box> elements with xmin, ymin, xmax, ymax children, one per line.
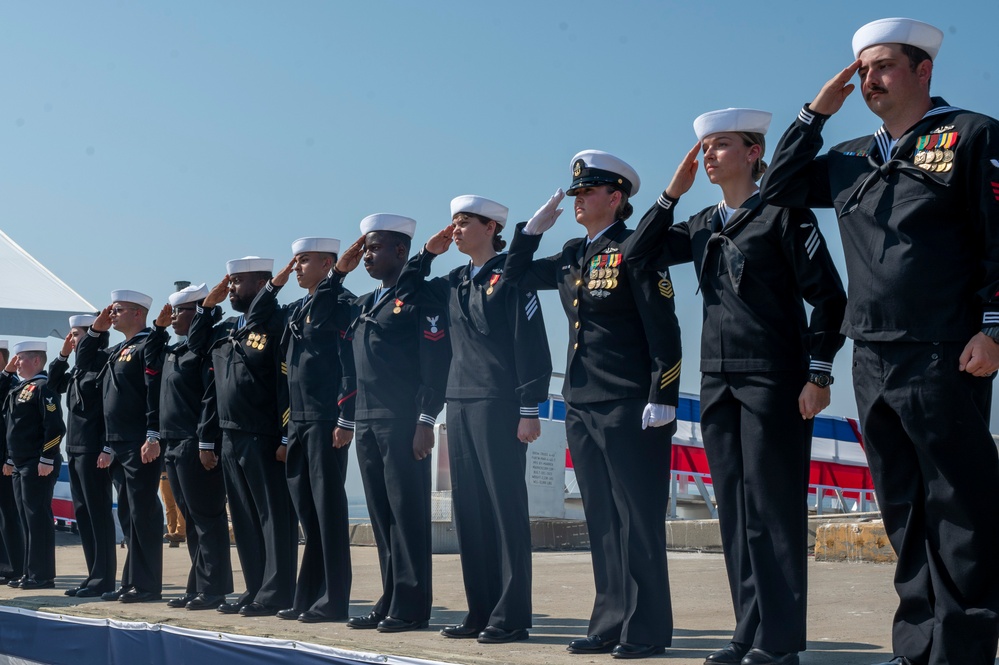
<box><xmin>808</xmin><ymin>372</ymin><xmax>834</xmax><ymax>388</ymax></box>
<box><xmin>982</xmin><ymin>325</ymin><xmax>999</xmax><ymax>345</ymax></box>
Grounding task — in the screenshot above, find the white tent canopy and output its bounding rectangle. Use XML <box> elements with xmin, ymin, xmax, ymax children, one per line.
<box><xmin>0</xmin><ymin>228</ymin><xmax>96</xmax><ymax>339</ymax></box>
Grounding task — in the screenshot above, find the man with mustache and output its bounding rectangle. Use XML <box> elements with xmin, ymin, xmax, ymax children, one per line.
<box><xmin>762</xmin><ymin>18</ymin><xmax>999</xmax><ymax>665</ymax></box>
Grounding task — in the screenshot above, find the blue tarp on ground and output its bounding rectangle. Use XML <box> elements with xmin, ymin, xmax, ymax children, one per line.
<box><xmin>0</xmin><ymin>606</ymin><xmax>455</xmax><ymax>665</ymax></box>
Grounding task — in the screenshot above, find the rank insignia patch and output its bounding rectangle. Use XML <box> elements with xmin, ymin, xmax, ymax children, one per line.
<box><xmin>524</xmin><ymin>293</ymin><xmax>539</xmax><ymax>320</ymax></box>
<box><xmin>992</xmin><ymin>181</ymin><xmax>999</xmax><ymax>202</ymax></box>
<box><xmin>658</xmin><ymin>271</ymin><xmax>674</xmax><ymax>299</ymax></box>
<box><xmin>45</xmin><ymin>397</ymin><xmax>57</xmax><ymax>412</ymax></box>
<box><xmin>424</xmin><ymin>315</ymin><xmax>445</xmax><ymax>341</ymax></box>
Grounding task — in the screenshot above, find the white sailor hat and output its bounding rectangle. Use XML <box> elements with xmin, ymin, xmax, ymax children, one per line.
<box><xmin>359</xmin><ymin>214</ymin><xmax>417</xmax><ymax>238</ymax></box>
<box><xmin>12</xmin><ymin>340</ymin><xmax>47</xmax><ymax>355</ymax></box>
<box><xmin>567</xmin><ymin>150</ymin><xmax>640</xmax><ymax>197</ymax></box>
<box><xmin>68</xmin><ymin>314</ymin><xmax>98</xmax><ymax>328</ymax></box>
<box><xmin>226</xmin><ymin>256</ymin><xmax>274</xmax><ymax>275</ymax></box>
<box><xmin>292</xmin><ymin>237</ymin><xmax>341</xmax><ymax>256</ymax></box>
<box><xmin>450</xmin><ymin>195</ymin><xmax>510</xmax><ymax>228</ymax></box>
<box><xmin>168</xmin><ymin>283</ymin><xmax>208</xmax><ymax>307</ymax></box>
<box><xmin>111</xmin><ymin>289</ymin><xmax>153</xmax><ymax>310</ymax></box>
<box><xmin>693</xmin><ymin>108</ymin><xmax>773</xmax><ymax>141</ymax></box>
<box><xmin>852</xmin><ymin>18</ymin><xmax>943</xmax><ymax>60</ymax></box>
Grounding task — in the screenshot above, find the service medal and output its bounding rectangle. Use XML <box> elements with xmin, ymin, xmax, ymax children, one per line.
<box><xmin>932</xmin><ymin>148</ymin><xmax>944</xmax><ymax>163</ymax></box>
<box><xmin>914</xmin><ymin>151</ymin><xmax>926</xmax><ymax>165</ymax></box>
<box><xmin>942</xmin><ymin>149</ymin><xmax>954</xmax><ymax>163</ymax></box>
<box><xmin>606</xmin><ymin>278</ymin><xmax>617</xmax><ymax>289</ymax></box>
<box><xmin>393</xmin><ymin>297</ymin><xmax>404</xmax><ymax>314</ymax></box>
<box><xmin>587</xmin><ymin>280</ymin><xmax>597</xmax><ymax>290</ymax></box>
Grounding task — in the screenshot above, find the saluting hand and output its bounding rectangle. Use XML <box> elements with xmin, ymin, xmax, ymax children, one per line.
<box><xmin>272</xmin><ymin>257</ymin><xmax>296</xmax><ymax>287</ymax></box>
<box><xmin>92</xmin><ymin>305</ymin><xmax>113</xmax><ymax>333</ymax></box>
<box><xmin>426</xmin><ymin>225</ymin><xmax>455</xmax><ymax>255</ymax></box>
<box><xmin>203</xmin><ymin>276</ymin><xmax>230</xmax><ymax>309</ymax></box>
<box><xmin>665</xmin><ymin>142</ymin><xmax>701</xmax><ymax>199</ymax></box>
<box><xmin>4</xmin><ymin>355</ymin><xmax>17</xmax><ymax>374</ymax></box>
<box><xmin>335</xmin><ymin>236</ymin><xmax>366</xmax><ymax>274</ymax></box>
<box><xmin>60</xmin><ymin>332</ymin><xmax>75</xmax><ymax>357</ymax></box>
<box><xmin>810</xmin><ymin>60</ymin><xmax>861</xmax><ymax>116</ymax></box>
<box><xmin>154</xmin><ymin>304</ymin><xmax>172</xmax><ymax>328</ymax></box>
<box><xmin>524</xmin><ymin>189</ymin><xmax>565</xmax><ymax>235</ymax></box>
<box><xmin>798</xmin><ymin>382</ymin><xmax>830</xmax><ymax>420</ymax></box>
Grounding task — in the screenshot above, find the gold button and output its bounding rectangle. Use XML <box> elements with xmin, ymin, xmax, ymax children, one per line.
<box><xmin>573</xmin><ymin>299</ymin><xmax>578</xmax><ymax>306</ymax></box>
<box><xmin>574</xmin><ymin>322</ymin><xmax>580</xmax><ymax>329</ymax></box>
<box><xmin>575</xmin><ymin>279</ymin><xmax>582</xmax><ymax>286</ymax></box>
<box><xmin>573</xmin><ymin>343</ymin><xmax>579</xmax><ymax>349</ymax></box>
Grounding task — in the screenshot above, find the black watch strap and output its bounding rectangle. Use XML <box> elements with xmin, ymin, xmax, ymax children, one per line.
<box><xmin>808</xmin><ymin>372</ymin><xmax>834</xmax><ymax>388</ymax></box>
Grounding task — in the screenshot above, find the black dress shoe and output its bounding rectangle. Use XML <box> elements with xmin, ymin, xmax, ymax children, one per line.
<box><xmin>705</xmin><ymin>642</ymin><xmax>750</xmax><ymax>664</ymax></box>
<box><xmin>869</xmin><ymin>659</ymin><xmax>911</xmax><ymax>665</ymax></box>
<box><xmin>74</xmin><ymin>587</ymin><xmax>103</xmax><ymax>598</ymax></box>
<box><xmin>298</xmin><ymin>610</ymin><xmax>337</xmax><ymax>623</ymax></box>
<box><xmin>167</xmin><ymin>593</ymin><xmax>196</xmax><ymax>608</ymax></box>
<box><xmin>186</xmin><ymin>593</ymin><xmax>227</xmax><ymax>610</ymax></box>
<box><xmin>611</xmin><ymin>642</ymin><xmax>667</xmax><ymax>659</ymax></box>
<box><xmin>276</xmin><ymin>608</ymin><xmax>302</xmax><ymax>620</ymax></box>
<box><xmin>348</xmin><ymin>611</ymin><xmax>385</xmax><ymax>629</ymax></box>
<box><xmin>64</xmin><ymin>586</ymin><xmax>81</xmax><ymax>597</ymax></box>
<box><xmin>441</xmin><ymin>622</ymin><xmax>484</xmax><ymax>639</ymax></box>
<box><xmin>101</xmin><ymin>587</ymin><xmax>128</xmax><ymax>601</ymax></box>
<box><xmin>7</xmin><ymin>577</ymin><xmax>25</xmax><ymax>589</ymax></box>
<box><xmin>376</xmin><ymin>617</ymin><xmax>429</xmax><ymax>632</ymax></box>
<box><xmin>217</xmin><ymin>601</ymin><xmax>246</xmax><ymax>614</ymax></box>
<box><xmin>120</xmin><ymin>589</ymin><xmax>161</xmax><ymax>603</ymax></box>
<box><xmin>740</xmin><ymin>649</ymin><xmax>798</xmax><ymax>665</ymax></box>
<box><xmin>19</xmin><ymin>578</ymin><xmax>55</xmax><ymax>590</ymax></box>
<box><xmin>568</xmin><ymin>634</ymin><xmax>619</xmax><ymax>654</ymax></box>
<box><xmin>477</xmin><ymin>626</ymin><xmax>529</xmax><ymax>644</ymax></box>
<box><xmin>239</xmin><ymin>602</ymin><xmax>276</xmax><ymax>617</ymax></box>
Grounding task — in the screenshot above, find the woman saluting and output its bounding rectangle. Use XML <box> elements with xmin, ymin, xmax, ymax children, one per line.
<box><xmin>396</xmin><ymin>195</ymin><xmax>552</xmax><ymax>645</ymax></box>
<box><xmin>626</xmin><ymin>109</ymin><xmax>847</xmax><ymax>665</ymax></box>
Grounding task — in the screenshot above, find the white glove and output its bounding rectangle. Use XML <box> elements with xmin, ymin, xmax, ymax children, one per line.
<box><xmin>523</xmin><ymin>188</ymin><xmax>565</xmax><ymax>235</ymax></box>
<box><xmin>641</xmin><ymin>403</ymin><xmax>676</xmax><ymax>430</ymax></box>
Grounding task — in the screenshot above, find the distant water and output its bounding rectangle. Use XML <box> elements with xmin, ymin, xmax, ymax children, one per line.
<box><xmin>348</xmin><ymin>497</ymin><xmax>369</xmax><ymax>523</ymax></box>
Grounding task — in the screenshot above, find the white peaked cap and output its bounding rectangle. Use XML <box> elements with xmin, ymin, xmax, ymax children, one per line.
<box><xmin>168</xmin><ymin>283</ymin><xmax>209</xmax><ymax>307</ymax></box>
<box><xmin>111</xmin><ymin>289</ymin><xmax>153</xmax><ymax>310</ymax></box>
<box><xmin>12</xmin><ymin>340</ymin><xmax>47</xmax><ymax>354</ymax></box>
<box><xmin>68</xmin><ymin>314</ymin><xmax>97</xmax><ymax>328</ymax></box>
<box><xmin>853</xmin><ymin>18</ymin><xmax>943</xmax><ymax>60</ymax></box>
<box><xmin>360</xmin><ymin>214</ymin><xmax>417</xmax><ymax>238</ymax></box>
<box><xmin>450</xmin><ymin>195</ymin><xmax>510</xmax><ymax>228</ymax></box>
<box><xmin>567</xmin><ymin>150</ymin><xmax>641</xmax><ymax>197</ymax></box>
<box><xmin>226</xmin><ymin>256</ymin><xmax>274</xmax><ymax>275</ymax></box>
<box><xmin>693</xmin><ymin>108</ymin><xmax>773</xmax><ymax>141</ymax></box>
<box><xmin>292</xmin><ymin>237</ymin><xmax>341</xmax><ymax>255</ymax></box>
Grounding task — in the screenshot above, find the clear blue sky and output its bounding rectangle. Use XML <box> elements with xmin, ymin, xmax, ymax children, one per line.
<box><xmin>3</xmin><ymin>0</ymin><xmax>998</xmax><ymax>421</ymax></box>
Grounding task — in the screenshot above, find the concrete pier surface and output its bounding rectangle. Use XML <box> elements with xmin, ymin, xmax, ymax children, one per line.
<box><xmin>0</xmin><ymin>530</ymin><xmax>942</xmax><ymax>665</ymax></box>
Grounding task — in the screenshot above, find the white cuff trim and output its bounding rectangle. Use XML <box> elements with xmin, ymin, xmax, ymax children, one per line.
<box><xmin>337</xmin><ymin>418</ymin><xmax>356</xmax><ymax>430</ymax></box>
<box><xmin>798</xmin><ymin>106</ymin><xmax>816</xmax><ymax>126</ymax></box>
<box><xmin>417</xmin><ymin>414</ymin><xmax>436</xmax><ymax>427</ymax></box>
<box><xmin>146</xmin><ymin>431</ymin><xmax>160</xmax><ymax>441</ymax></box>
<box><xmin>87</xmin><ymin>328</ymin><xmax>101</xmax><ymax>338</ymax></box>
<box><xmin>198</xmin><ymin>442</ymin><xmax>215</xmax><ymax>451</ymax></box>
<box><xmin>40</xmin><ymin>457</ymin><xmax>54</xmax><ymax>466</ymax></box>
<box><xmin>809</xmin><ymin>360</ymin><xmax>834</xmax><ymax>373</ymax></box>
<box><xmin>657</xmin><ymin>194</ymin><xmax>674</xmax><ymax>210</ymax></box>
<box><xmin>519</xmin><ymin>406</ymin><xmax>540</xmax><ymax>417</ymax></box>
<box><xmin>983</xmin><ymin>312</ymin><xmax>999</xmax><ymax>325</ymax></box>
<box><xmin>102</xmin><ymin>446</ymin><xmax>112</xmax><ymax>455</ymax></box>
<box><xmin>280</xmin><ymin>437</ymin><xmax>288</xmax><ymax>445</ymax></box>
